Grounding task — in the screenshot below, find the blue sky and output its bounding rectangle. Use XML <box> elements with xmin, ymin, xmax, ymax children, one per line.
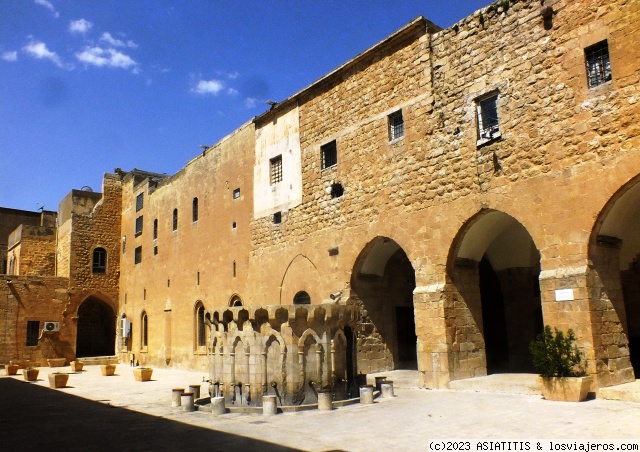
<box><xmin>1</xmin><ymin>0</ymin><xmax>489</xmax><ymax>212</ymax></box>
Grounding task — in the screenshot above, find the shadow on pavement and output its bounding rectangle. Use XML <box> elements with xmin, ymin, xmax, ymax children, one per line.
<box><xmin>0</xmin><ymin>378</ymin><xmax>300</xmax><ymax>452</ymax></box>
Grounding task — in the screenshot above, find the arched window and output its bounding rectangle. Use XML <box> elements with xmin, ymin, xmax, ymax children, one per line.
<box><xmin>141</xmin><ymin>311</ymin><xmax>148</xmax><ymax>349</ymax></box>
<box><xmin>192</xmin><ymin>197</ymin><xmax>199</xmax><ymax>222</ymax></box>
<box><xmin>172</xmin><ymin>208</ymin><xmax>178</xmax><ymax>231</ymax></box>
<box><xmin>195</xmin><ymin>302</ymin><xmax>206</xmax><ymax>349</ymax></box>
<box><xmin>229</xmin><ymin>295</ymin><xmax>242</xmax><ymax>307</ymax></box>
<box><xmin>293</xmin><ymin>291</ymin><xmax>311</xmax><ymax>305</ymax></box>
<box><xmin>92</xmin><ymin>247</ymin><xmax>106</xmax><ymax>274</ymax></box>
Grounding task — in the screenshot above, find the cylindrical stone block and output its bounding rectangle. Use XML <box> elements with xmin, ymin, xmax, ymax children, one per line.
<box><xmin>188</xmin><ymin>384</ymin><xmax>201</xmax><ymax>399</ymax></box>
<box><xmin>318</xmin><ymin>391</ymin><xmax>333</xmax><ymax>410</ymax></box>
<box><xmin>181</xmin><ymin>392</ymin><xmax>195</xmax><ymax>412</ymax></box>
<box><xmin>210</xmin><ymin>396</ymin><xmax>226</xmax><ymax>415</ymax></box>
<box><xmin>172</xmin><ymin>388</ymin><xmax>185</xmax><ymax>407</ymax></box>
<box><xmin>374</xmin><ymin>376</ymin><xmax>387</xmax><ymax>392</ymax></box>
<box><xmin>262</xmin><ymin>395</ymin><xmax>277</xmax><ymax>416</ymax></box>
<box><xmin>381</xmin><ymin>380</ymin><xmax>394</xmax><ymax>398</ymax></box>
<box><xmin>360</xmin><ymin>385</ymin><xmax>374</xmax><ymax>404</ymax></box>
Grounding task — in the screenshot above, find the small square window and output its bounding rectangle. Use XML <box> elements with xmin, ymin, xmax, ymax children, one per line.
<box><xmin>134</xmin><ymin>246</ymin><xmax>142</xmax><ymax>264</ymax></box>
<box><xmin>585</xmin><ymin>40</ymin><xmax>612</xmax><ymax>88</ymax></box>
<box><xmin>476</xmin><ymin>93</ymin><xmax>500</xmax><ymax>142</ymax></box>
<box><xmin>270</xmin><ymin>155</ymin><xmax>283</xmax><ymax>184</ymax></box>
<box><xmin>135</xmin><ymin>215</ymin><xmax>143</xmax><ymax>236</ymax></box>
<box><xmin>321</xmin><ymin>140</ymin><xmax>337</xmax><ymax>170</ymax></box>
<box><xmin>92</xmin><ymin>248</ymin><xmax>106</xmax><ymax>274</ymax></box>
<box><xmin>273</xmin><ymin>211</ymin><xmax>282</xmax><ymax>224</ymax></box>
<box><xmin>136</xmin><ymin>193</ymin><xmax>144</xmax><ymax>211</ymax></box>
<box><xmin>233</xmin><ymin>188</ymin><xmax>240</xmax><ymax>199</ymax></box>
<box><xmin>388</xmin><ymin>110</ymin><xmax>404</xmax><ymax>141</ymax></box>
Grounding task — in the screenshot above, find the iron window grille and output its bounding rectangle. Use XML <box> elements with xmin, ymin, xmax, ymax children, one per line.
<box><xmin>321</xmin><ymin>140</ymin><xmax>337</xmax><ymax>170</ymax></box>
<box><xmin>585</xmin><ymin>41</ymin><xmax>612</xmax><ymax>88</ymax></box>
<box><xmin>135</xmin><ymin>193</ymin><xmax>143</xmax><ymax>211</ymax></box>
<box><xmin>135</xmin><ymin>215</ymin><xmax>143</xmax><ymax>236</ymax></box>
<box><xmin>270</xmin><ymin>155</ymin><xmax>283</xmax><ymax>184</ymax></box>
<box><xmin>92</xmin><ymin>247</ymin><xmax>107</xmax><ymax>273</ymax></box>
<box><xmin>134</xmin><ymin>246</ymin><xmax>142</xmax><ymax>264</ymax></box>
<box><xmin>388</xmin><ymin>110</ymin><xmax>404</xmax><ymax>141</ymax></box>
<box><xmin>476</xmin><ymin>93</ymin><xmax>500</xmax><ymax>141</ymax></box>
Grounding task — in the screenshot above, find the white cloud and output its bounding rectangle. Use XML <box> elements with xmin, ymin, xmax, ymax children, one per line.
<box><xmin>227</xmin><ymin>88</ymin><xmax>239</xmax><ymax>96</ymax></box>
<box><xmin>244</xmin><ymin>97</ymin><xmax>258</xmax><ymax>108</ymax></box>
<box><xmin>23</xmin><ymin>40</ymin><xmax>65</xmax><ymax>68</ymax></box>
<box><xmin>35</xmin><ymin>0</ymin><xmax>60</xmax><ymax>18</ymax></box>
<box><xmin>100</xmin><ymin>32</ymin><xmax>137</xmax><ymax>48</ymax></box>
<box><xmin>76</xmin><ymin>46</ymin><xmax>138</xmax><ymax>70</ymax></box>
<box><xmin>2</xmin><ymin>51</ymin><xmax>18</xmax><ymax>62</ymax></box>
<box><xmin>228</xmin><ymin>71</ymin><xmax>239</xmax><ymax>79</ymax></box>
<box><xmin>69</xmin><ymin>19</ymin><xmax>93</xmax><ymax>34</ymax></box>
<box><xmin>192</xmin><ymin>79</ymin><xmax>224</xmax><ymax>95</ymax></box>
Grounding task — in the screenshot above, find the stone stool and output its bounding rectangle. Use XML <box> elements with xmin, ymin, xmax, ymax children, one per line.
<box><xmin>359</xmin><ymin>385</ymin><xmax>374</xmax><ymax>404</ymax></box>
<box><xmin>211</xmin><ymin>396</ymin><xmax>226</xmax><ymax>415</ymax></box>
<box><xmin>172</xmin><ymin>388</ymin><xmax>185</xmax><ymax>407</ymax></box>
<box><xmin>188</xmin><ymin>384</ymin><xmax>201</xmax><ymax>399</ymax></box>
<box><xmin>262</xmin><ymin>395</ymin><xmax>277</xmax><ymax>416</ymax></box>
<box><xmin>181</xmin><ymin>392</ymin><xmax>195</xmax><ymax>412</ymax></box>
<box><xmin>374</xmin><ymin>376</ymin><xmax>387</xmax><ymax>392</ymax></box>
<box><xmin>381</xmin><ymin>380</ymin><xmax>394</xmax><ymax>398</ymax></box>
<box><xmin>318</xmin><ymin>390</ymin><xmax>333</xmax><ymax>410</ymax></box>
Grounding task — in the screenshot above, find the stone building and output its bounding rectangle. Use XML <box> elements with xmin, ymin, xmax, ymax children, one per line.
<box><xmin>1</xmin><ymin>0</ymin><xmax>639</xmax><ymax>394</ymax></box>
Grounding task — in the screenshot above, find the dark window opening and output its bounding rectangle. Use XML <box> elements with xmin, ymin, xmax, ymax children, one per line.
<box><xmin>233</xmin><ymin>261</ymin><xmax>236</xmax><ymax>278</ymax></box>
<box><xmin>585</xmin><ymin>40</ymin><xmax>612</xmax><ymax>88</ymax></box>
<box><xmin>273</xmin><ymin>211</ymin><xmax>282</xmax><ymax>224</ymax></box>
<box><xmin>331</xmin><ymin>183</ymin><xmax>344</xmax><ymax>199</ymax></box>
<box><xmin>172</xmin><ymin>208</ymin><xmax>178</xmax><ymax>231</ymax></box>
<box><xmin>321</xmin><ymin>140</ymin><xmax>337</xmax><ymax>169</ymax></box>
<box><xmin>192</xmin><ymin>197</ymin><xmax>199</xmax><ymax>222</ymax></box>
<box><xmin>270</xmin><ymin>155</ymin><xmax>283</xmax><ymax>184</ymax></box>
<box><xmin>233</xmin><ymin>188</ymin><xmax>240</xmax><ymax>199</ymax></box>
<box><xmin>293</xmin><ymin>291</ymin><xmax>311</xmax><ymax>305</ymax></box>
<box><xmin>92</xmin><ymin>247</ymin><xmax>107</xmax><ymax>274</ymax></box>
<box><xmin>230</xmin><ymin>295</ymin><xmax>242</xmax><ymax>307</ymax></box>
<box><xmin>134</xmin><ymin>246</ymin><xmax>142</xmax><ymax>264</ymax></box>
<box><xmin>197</xmin><ymin>305</ymin><xmax>206</xmax><ymax>347</ymax></box>
<box><xmin>477</xmin><ymin>93</ymin><xmax>500</xmax><ymax>141</ymax></box>
<box><xmin>136</xmin><ymin>193</ymin><xmax>144</xmax><ymax>211</ymax></box>
<box><xmin>135</xmin><ymin>215</ymin><xmax>143</xmax><ymax>236</ymax></box>
<box><xmin>153</xmin><ymin>219</ymin><xmax>158</xmax><ymax>240</ymax></box>
<box><xmin>388</xmin><ymin>110</ymin><xmax>404</xmax><ymax>141</ymax></box>
<box><xmin>232</xmin><ymin>221</ymin><xmax>237</xmax><ymax>229</ymax></box>
<box><xmin>153</xmin><ymin>246</ymin><xmax>158</xmax><ymax>255</ymax></box>
<box><xmin>141</xmin><ymin>312</ymin><xmax>148</xmax><ymax>348</ymax></box>
<box><xmin>26</xmin><ymin>321</ymin><xmax>40</xmax><ymax>346</ymax></box>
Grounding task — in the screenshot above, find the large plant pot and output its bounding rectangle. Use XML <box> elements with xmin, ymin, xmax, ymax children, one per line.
<box><xmin>101</xmin><ymin>364</ymin><xmax>116</xmax><ymax>376</ymax></box>
<box><xmin>538</xmin><ymin>376</ymin><xmax>593</xmax><ymax>402</ymax></box>
<box><xmin>133</xmin><ymin>367</ymin><xmax>153</xmax><ymax>382</ymax></box>
<box><xmin>70</xmin><ymin>361</ymin><xmax>84</xmax><ymax>372</ymax></box>
<box><xmin>47</xmin><ymin>358</ymin><xmax>66</xmax><ymax>367</ymax></box>
<box><xmin>23</xmin><ymin>368</ymin><xmax>39</xmax><ymax>382</ymax></box>
<box><xmin>5</xmin><ymin>364</ymin><xmax>19</xmax><ymax>375</ymax></box>
<box><xmin>48</xmin><ymin>373</ymin><xmax>69</xmax><ymax>388</ymax></box>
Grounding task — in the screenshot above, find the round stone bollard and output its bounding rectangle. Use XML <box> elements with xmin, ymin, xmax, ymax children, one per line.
<box><xmin>262</xmin><ymin>395</ymin><xmax>278</xmax><ymax>416</ymax></box>
<box><xmin>181</xmin><ymin>392</ymin><xmax>195</xmax><ymax>412</ymax></box>
<box><xmin>172</xmin><ymin>388</ymin><xmax>185</xmax><ymax>407</ymax></box>
<box><xmin>374</xmin><ymin>376</ymin><xmax>387</xmax><ymax>392</ymax></box>
<box><xmin>188</xmin><ymin>384</ymin><xmax>201</xmax><ymax>399</ymax></box>
<box><xmin>359</xmin><ymin>385</ymin><xmax>374</xmax><ymax>404</ymax></box>
<box><xmin>211</xmin><ymin>396</ymin><xmax>226</xmax><ymax>415</ymax></box>
<box><xmin>381</xmin><ymin>380</ymin><xmax>394</xmax><ymax>398</ymax></box>
<box><xmin>317</xmin><ymin>390</ymin><xmax>333</xmax><ymax>410</ymax></box>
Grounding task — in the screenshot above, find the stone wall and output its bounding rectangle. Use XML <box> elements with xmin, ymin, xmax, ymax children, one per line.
<box><xmin>7</xmin><ymin>225</ymin><xmax>56</xmax><ymax>276</ymax></box>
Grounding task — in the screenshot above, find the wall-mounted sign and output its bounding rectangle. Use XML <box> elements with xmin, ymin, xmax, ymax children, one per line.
<box><xmin>555</xmin><ymin>288</ymin><xmax>574</xmax><ymax>301</ymax></box>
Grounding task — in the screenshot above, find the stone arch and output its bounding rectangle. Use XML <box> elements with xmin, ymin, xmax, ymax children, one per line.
<box><xmin>447</xmin><ymin>209</ymin><xmax>543</xmax><ymax>376</ymax></box>
<box><xmin>76</xmin><ymin>295</ymin><xmax>116</xmax><ymax>358</ymax></box>
<box><xmin>589</xmin><ymin>174</ymin><xmax>640</xmax><ymax>380</ymax></box>
<box><xmin>280</xmin><ymin>254</ymin><xmax>321</xmax><ymax>305</ymax></box>
<box><xmin>350</xmin><ymin>236</ymin><xmax>417</xmax><ymax>371</ymax></box>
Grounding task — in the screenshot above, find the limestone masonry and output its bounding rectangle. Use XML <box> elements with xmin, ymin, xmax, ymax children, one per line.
<box><xmin>1</xmin><ymin>0</ymin><xmax>639</xmax><ymax>396</ymax></box>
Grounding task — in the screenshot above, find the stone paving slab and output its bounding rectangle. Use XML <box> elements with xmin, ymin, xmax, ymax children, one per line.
<box><xmin>1</xmin><ymin>365</ymin><xmax>639</xmax><ymax>452</ymax></box>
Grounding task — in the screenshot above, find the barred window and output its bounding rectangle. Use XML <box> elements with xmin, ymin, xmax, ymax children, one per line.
<box><xmin>585</xmin><ymin>41</ymin><xmax>612</xmax><ymax>88</ymax></box>
<box><xmin>476</xmin><ymin>93</ymin><xmax>500</xmax><ymax>141</ymax></box>
<box><xmin>388</xmin><ymin>110</ymin><xmax>404</xmax><ymax>141</ymax></box>
<box><xmin>134</xmin><ymin>246</ymin><xmax>142</xmax><ymax>264</ymax></box>
<box><xmin>92</xmin><ymin>247</ymin><xmax>106</xmax><ymax>273</ymax></box>
<box><xmin>135</xmin><ymin>215</ymin><xmax>143</xmax><ymax>236</ymax></box>
<box><xmin>321</xmin><ymin>140</ymin><xmax>337</xmax><ymax>170</ymax></box>
<box><xmin>270</xmin><ymin>155</ymin><xmax>283</xmax><ymax>184</ymax></box>
<box><xmin>136</xmin><ymin>193</ymin><xmax>143</xmax><ymax>211</ymax></box>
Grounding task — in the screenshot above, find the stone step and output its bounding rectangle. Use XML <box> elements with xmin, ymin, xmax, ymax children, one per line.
<box><xmin>598</xmin><ymin>380</ymin><xmax>640</xmax><ymax>403</ymax></box>
<box><xmin>367</xmin><ymin>370</ymin><xmax>420</xmax><ymax>389</ymax></box>
<box><xmin>447</xmin><ymin>373</ymin><xmax>541</xmax><ymax>395</ymax></box>
<box><xmin>76</xmin><ymin>356</ymin><xmax>120</xmax><ymax>366</ymax></box>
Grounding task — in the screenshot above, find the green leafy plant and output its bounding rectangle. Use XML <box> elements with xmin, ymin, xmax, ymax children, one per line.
<box><xmin>529</xmin><ymin>326</ymin><xmax>586</xmax><ymax>378</ymax></box>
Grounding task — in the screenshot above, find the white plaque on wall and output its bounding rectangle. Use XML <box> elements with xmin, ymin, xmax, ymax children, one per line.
<box><xmin>555</xmin><ymin>288</ymin><xmax>574</xmax><ymax>301</ymax></box>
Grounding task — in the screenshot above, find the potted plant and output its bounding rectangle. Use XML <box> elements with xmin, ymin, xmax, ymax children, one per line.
<box><xmin>101</xmin><ymin>364</ymin><xmax>116</xmax><ymax>376</ymax></box>
<box><xmin>23</xmin><ymin>367</ymin><xmax>39</xmax><ymax>382</ymax></box>
<box><xmin>5</xmin><ymin>363</ymin><xmax>19</xmax><ymax>375</ymax></box>
<box><xmin>48</xmin><ymin>372</ymin><xmax>69</xmax><ymax>388</ymax></box>
<box><xmin>70</xmin><ymin>360</ymin><xmax>84</xmax><ymax>372</ymax></box>
<box><xmin>47</xmin><ymin>358</ymin><xmax>66</xmax><ymax>367</ymax></box>
<box><xmin>133</xmin><ymin>367</ymin><xmax>153</xmax><ymax>382</ymax></box>
<box><xmin>529</xmin><ymin>325</ymin><xmax>592</xmax><ymax>402</ymax></box>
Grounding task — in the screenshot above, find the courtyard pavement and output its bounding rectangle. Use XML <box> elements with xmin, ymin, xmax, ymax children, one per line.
<box><xmin>1</xmin><ymin>364</ymin><xmax>638</xmax><ymax>451</ymax></box>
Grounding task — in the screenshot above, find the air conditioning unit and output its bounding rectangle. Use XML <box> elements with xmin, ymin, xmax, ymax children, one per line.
<box><xmin>44</xmin><ymin>321</ymin><xmax>60</xmax><ymax>332</ymax></box>
<box><xmin>120</xmin><ymin>318</ymin><xmax>131</xmax><ymax>339</ymax></box>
